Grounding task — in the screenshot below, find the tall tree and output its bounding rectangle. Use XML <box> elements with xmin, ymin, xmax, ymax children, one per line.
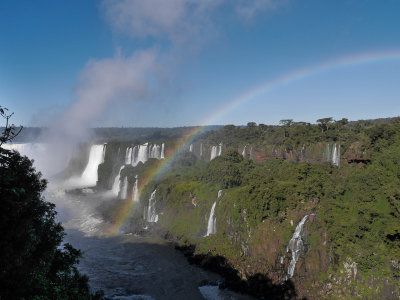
<box><xmin>0</xmin><ymin>107</ymin><xmax>102</xmax><ymax>299</ymax></box>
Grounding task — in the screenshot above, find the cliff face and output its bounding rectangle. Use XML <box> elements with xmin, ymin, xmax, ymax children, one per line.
<box><xmin>92</xmin><ymin>138</ymin><xmax>398</xmax><ymax>299</ymax></box>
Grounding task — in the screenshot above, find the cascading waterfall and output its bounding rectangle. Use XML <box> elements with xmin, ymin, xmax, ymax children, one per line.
<box><xmin>131</xmin><ymin>146</ymin><xmax>138</xmax><ymax>165</ymax></box>
<box><xmin>81</xmin><ymin>145</ymin><xmax>105</xmax><ymax>186</ymax></box>
<box><xmin>120</xmin><ymin>176</ymin><xmax>128</xmax><ymax>199</ymax></box>
<box><xmin>101</xmin><ymin>143</ymin><xmax>107</xmax><ymax>163</ymax></box>
<box><xmin>145</xmin><ymin>189</ymin><xmax>158</xmax><ymax>222</ymax></box>
<box><xmin>206</xmin><ymin>202</ymin><xmax>217</xmax><ymax>236</ymax></box>
<box><xmin>132</xmin><ymin>175</ymin><xmax>139</xmax><ymax>202</ymax></box>
<box><xmin>200</xmin><ymin>143</ymin><xmax>203</xmax><ymax>157</ymax></box>
<box><xmin>161</xmin><ymin>143</ymin><xmax>165</xmax><ymax>159</ymax></box>
<box><xmin>125</xmin><ymin>147</ymin><xmax>133</xmax><ymax>165</ymax></box>
<box><xmin>210</xmin><ymin>146</ymin><xmax>218</xmax><ymax>160</ymax></box>
<box><xmin>150</xmin><ymin>144</ymin><xmax>161</xmax><ymax>158</ymax></box>
<box><xmin>205</xmin><ymin>190</ymin><xmax>221</xmax><ymax>236</ymax></box>
<box><xmin>242</xmin><ymin>145</ymin><xmax>247</xmax><ymax>157</ymax></box>
<box><xmin>112</xmin><ymin>166</ymin><xmax>124</xmax><ymax>196</ymax></box>
<box><xmin>135</xmin><ymin>143</ymin><xmax>149</xmax><ymax>166</ymax></box>
<box><xmin>284</xmin><ymin>215</ymin><xmax>310</xmax><ymax>278</ymax></box>
<box><xmin>189</xmin><ymin>144</ymin><xmax>193</xmax><ymax>152</ymax></box>
<box><xmin>332</xmin><ymin>143</ymin><xmax>340</xmax><ymax>167</ymax></box>
<box><xmin>325</xmin><ymin>143</ymin><xmax>341</xmax><ymax>167</ymax></box>
<box><xmin>210</xmin><ymin>143</ymin><xmax>223</xmax><ymax>160</ymax></box>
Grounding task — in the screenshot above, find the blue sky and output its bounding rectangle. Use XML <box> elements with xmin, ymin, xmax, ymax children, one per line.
<box><xmin>1</xmin><ymin>0</ymin><xmax>400</xmax><ymax>127</ymax></box>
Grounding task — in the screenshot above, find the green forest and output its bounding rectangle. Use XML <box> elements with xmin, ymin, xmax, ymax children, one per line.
<box><xmin>120</xmin><ymin>117</ymin><xmax>400</xmax><ymax>298</ymax></box>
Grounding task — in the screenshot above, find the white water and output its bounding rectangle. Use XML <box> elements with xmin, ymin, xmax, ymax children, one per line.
<box><xmin>120</xmin><ymin>177</ymin><xmax>128</xmax><ymax>199</ymax></box>
<box><xmin>242</xmin><ymin>145</ymin><xmax>247</xmax><ymax>157</ymax></box>
<box><xmin>210</xmin><ymin>146</ymin><xmax>217</xmax><ymax>160</ymax></box>
<box><xmin>150</xmin><ymin>144</ymin><xmax>161</xmax><ymax>159</ymax></box>
<box><xmin>132</xmin><ymin>175</ymin><xmax>139</xmax><ymax>202</ymax></box>
<box><xmin>206</xmin><ymin>202</ymin><xmax>217</xmax><ymax>236</ymax></box>
<box><xmin>160</xmin><ymin>143</ymin><xmax>165</xmax><ymax>159</ymax></box>
<box><xmin>332</xmin><ymin>143</ymin><xmax>340</xmax><ymax>167</ymax></box>
<box><xmin>285</xmin><ymin>215</ymin><xmax>309</xmax><ymax>278</ymax></box>
<box><xmin>217</xmin><ymin>190</ymin><xmax>222</xmax><ymax>198</ymax></box>
<box><xmin>325</xmin><ymin>143</ymin><xmax>340</xmax><ymax>167</ymax></box>
<box><xmin>80</xmin><ymin>145</ymin><xmax>104</xmax><ymax>186</ymax></box>
<box><xmin>210</xmin><ymin>143</ymin><xmax>222</xmax><ymax>160</ymax></box>
<box><xmin>125</xmin><ymin>147</ymin><xmax>133</xmax><ymax>165</ymax></box>
<box><xmin>189</xmin><ymin>144</ymin><xmax>193</xmax><ymax>152</ymax></box>
<box><xmin>102</xmin><ymin>143</ymin><xmax>107</xmax><ymax>163</ymax></box>
<box><xmin>135</xmin><ymin>143</ymin><xmax>149</xmax><ymax>166</ymax></box>
<box><xmin>145</xmin><ymin>189</ymin><xmax>158</xmax><ymax>223</ymax></box>
<box><xmin>112</xmin><ymin>166</ymin><xmax>124</xmax><ymax>196</ymax></box>
<box><xmin>200</xmin><ymin>143</ymin><xmax>203</xmax><ymax>157</ymax></box>
<box><xmin>218</xmin><ymin>143</ymin><xmax>222</xmax><ymax>156</ymax></box>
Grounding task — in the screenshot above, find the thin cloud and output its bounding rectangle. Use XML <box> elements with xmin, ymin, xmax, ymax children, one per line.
<box><xmin>102</xmin><ymin>0</ymin><xmax>283</xmax><ymax>42</ymax></box>
<box><xmin>235</xmin><ymin>0</ymin><xmax>283</xmax><ymax>20</ymax></box>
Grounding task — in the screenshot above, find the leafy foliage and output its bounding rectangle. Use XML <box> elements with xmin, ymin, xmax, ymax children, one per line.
<box><xmin>0</xmin><ymin>111</ymin><xmax>102</xmax><ymax>299</ymax></box>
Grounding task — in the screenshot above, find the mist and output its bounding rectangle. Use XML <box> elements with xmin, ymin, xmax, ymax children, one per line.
<box><xmin>31</xmin><ymin>0</ymin><xmax>279</xmax><ymax>178</ymax></box>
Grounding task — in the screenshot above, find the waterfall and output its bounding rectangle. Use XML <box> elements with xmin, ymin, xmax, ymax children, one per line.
<box><xmin>150</xmin><ymin>144</ymin><xmax>161</xmax><ymax>159</ymax></box>
<box><xmin>135</xmin><ymin>143</ymin><xmax>149</xmax><ymax>166</ymax></box>
<box><xmin>101</xmin><ymin>143</ymin><xmax>107</xmax><ymax>163</ymax></box>
<box><xmin>206</xmin><ymin>202</ymin><xmax>217</xmax><ymax>236</ymax></box>
<box><xmin>120</xmin><ymin>176</ymin><xmax>128</xmax><ymax>199</ymax></box>
<box><xmin>325</xmin><ymin>143</ymin><xmax>340</xmax><ymax>167</ymax></box>
<box><xmin>161</xmin><ymin>143</ymin><xmax>165</xmax><ymax>159</ymax></box>
<box><xmin>217</xmin><ymin>189</ymin><xmax>222</xmax><ymax>198</ymax></box>
<box><xmin>132</xmin><ymin>175</ymin><xmax>139</xmax><ymax>202</ymax></box>
<box><xmin>242</xmin><ymin>145</ymin><xmax>247</xmax><ymax>157</ymax></box>
<box><xmin>145</xmin><ymin>189</ymin><xmax>158</xmax><ymax>222</ymax></box>
<box><xmin>218</xmin><ymin>143</ymin><xmax>222</xmax><ymax>156</ymax></box>
<box><xmin>112</xmin><ymin>166</ymin><xmax>124</xmax><ymax>196</ymax></box>
<box><xmin>332</xmin><ymin>143</ymin><xmax>340</xmax><ymax>167</ymax></box>
<box><xmin>189</xmin><ymin>144</ymin><xmax>193</xmax><ymax>152</ymax></box>
<box><xmin>210</xmin><ymin>143</ymin><xmax>223</xmax><ymax>160</ymax></box>
<box><xmin>285</xmin><ymin>215</ymin><xmax>309</xmax><ymax>278</ymax></box>
<box><xmin>125</xmin><ymin>147</ymin><xmax>133</xmax><ymax>164</ymax></box>
<box><xmin>81</xmin><ymin>145</ymin><xmax>105</xmax><ymax>186</ymax></box>
<box><xmin>210</xmin><ymin>146</ymin><xmax>218</xmax><ymax>160</ymax></box>
<box><xmin>155</xmin><ymin>145</ymin><xmax>161</xmax><ymax>158</ymax></box>
<box><xmin>200</xmin><ymin>143</ymin><xmax>203</xmax><ymax>157</ymax></box>
<box><xmin>131</xmin><ymin>145</ymin><xmax>138</xmax><ymax>165</ymax></box>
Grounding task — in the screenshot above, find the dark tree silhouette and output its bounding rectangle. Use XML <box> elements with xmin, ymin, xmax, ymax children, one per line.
<box><xmin>0</xmin><ymin>107</ymin><xmax>103</xmax><ymax>299</ymax></box>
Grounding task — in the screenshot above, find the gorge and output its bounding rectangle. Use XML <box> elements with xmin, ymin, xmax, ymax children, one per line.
<box><xmin>3</xmin><ymin>118</ymin><xmax>400</xmax><ymax>299</ymax></box>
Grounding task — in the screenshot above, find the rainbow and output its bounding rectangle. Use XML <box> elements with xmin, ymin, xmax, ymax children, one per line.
<box><xmin>107</xmin><ymin>49</ymin><xmax>400</xmax><ymax>235</ymax></box>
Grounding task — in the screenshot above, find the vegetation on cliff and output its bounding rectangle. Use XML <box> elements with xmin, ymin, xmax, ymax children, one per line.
<box><xmin>121</xmin><ymin>117</ymin><xmax>400</xmax><ymax>298</ymax></box>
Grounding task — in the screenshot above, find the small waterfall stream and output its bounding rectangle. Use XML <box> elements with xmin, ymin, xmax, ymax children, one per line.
<box><xmin>242</xmin><ymin>145</ymin><xmax>247</xmax><ymax>157</ymax></box>
<box><xmin>283</xmin><ymin>215</ymin><xmax>311</xmax><ymax>278</ymax></box>
<box><xmin>161</xmin><ymin>143</ymin><xmax>165</xmax><ymax>159</ymax></box>
<box><xmin>205</xmin><ymin>190</ymin><xmax>222</xmax><ymax>236</ymax></box>
<box><xmin>210</xmin><ymin>143</ymin><xmax>222</xmax><ymax>160</ymax></box>
<box><xmin>206</xmin><ymin>202</ymin><xmax>217</xmax><ymax>236</ymax></box>
<box><xmin>132</xmin><ymin>175</ymin><xmax>139</xmax><ymax>202</ymax></box>
<box><xmin>112</xmin><ymin>166</ymin><xmax>124</xmax><ymax>196</ymax></box>
<box><xmin>145</xmin><ymin>189</ymin><xmax>158</xmax><ymax>222</ymax></box>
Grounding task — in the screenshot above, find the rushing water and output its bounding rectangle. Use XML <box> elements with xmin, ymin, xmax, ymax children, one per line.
<box><xmin>46</xmin><ymin>183</ymin><xmax>253</xmax><ymax>300</ymax></box>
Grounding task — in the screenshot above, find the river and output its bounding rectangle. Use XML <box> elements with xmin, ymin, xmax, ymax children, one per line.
<box><xmin>46</xmin><ymin>183</ymin><xmax>254</xmax><ymax>300</ymax></box>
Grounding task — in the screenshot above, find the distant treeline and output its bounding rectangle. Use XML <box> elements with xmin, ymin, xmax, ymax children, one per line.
<box><xmin>2</xmin><ymin>125</ymin><xmax>223</xmax><ymax>143</ymax></box>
